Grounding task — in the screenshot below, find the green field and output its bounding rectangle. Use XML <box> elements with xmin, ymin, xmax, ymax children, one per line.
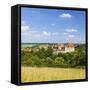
<box><xmin>21</xmin><ymin>66</ymin><xmax>86</xmax><ymax>82</ymax></box>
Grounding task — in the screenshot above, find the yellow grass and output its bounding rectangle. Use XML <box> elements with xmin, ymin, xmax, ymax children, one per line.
<box><xmin>21</xmin><ymin>66</ymin><xmax>86</xmax><ymax>82</ymax></box>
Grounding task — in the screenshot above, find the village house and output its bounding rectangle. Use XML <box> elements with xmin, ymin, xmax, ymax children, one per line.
<box><xmin>50</xmin><ymin>41</ymin><xmax>74</xmax><ymax>54</ymax></box>
<box><xmin>22</xmin><ymin>41</ymin><xmax>75</xmax><ymax>54</ymax></box>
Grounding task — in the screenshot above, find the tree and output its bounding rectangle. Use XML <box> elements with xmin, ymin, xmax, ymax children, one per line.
<box><xmin>54</xmin><ymin>57</ymin><xmax>64</xmax><ymax>67</ymax></box>
<box><xmin>45</xmin><ymin>57</ymin><xmax>53</xmax><ymax>66</ymax></box>
<box><xmin>45</xmin><ymin>47</ymin><xmax>53</xmax><ymax>57</ymax></box>
<box><xmin>29</xmin><ymin>55</ymin><xmax>41</xmax><ymax>67</ymax></box>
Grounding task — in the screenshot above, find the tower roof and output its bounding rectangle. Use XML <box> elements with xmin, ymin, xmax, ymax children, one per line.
<box><xmin>66</xmin><ymin>42</ymin><xmax>74</xmax><ymax>48</ymax></box>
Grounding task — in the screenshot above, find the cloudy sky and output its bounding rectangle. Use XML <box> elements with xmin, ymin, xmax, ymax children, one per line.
<box><xmin>21</xmin><ymin>7</ymin><xmax>86</xmax><ymax>43</ymax></box>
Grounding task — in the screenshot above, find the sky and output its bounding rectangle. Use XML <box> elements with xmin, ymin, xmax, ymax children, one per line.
<box><xmin>21</xmin><ymin>7</ymin><xmax>86</xmax><ymax>43</ymax></box>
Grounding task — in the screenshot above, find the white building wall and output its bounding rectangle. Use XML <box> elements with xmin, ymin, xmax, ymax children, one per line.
<box><xmin>65</xmin><ymin>47</ymin><xmax>74</xmax><ymax>53</ymax></box>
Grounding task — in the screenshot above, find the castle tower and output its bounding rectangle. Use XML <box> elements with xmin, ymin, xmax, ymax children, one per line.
<box><xmin>65</xmin><ymin>40</ymin><xmax>74</xmax><ymax>52</ymax></box>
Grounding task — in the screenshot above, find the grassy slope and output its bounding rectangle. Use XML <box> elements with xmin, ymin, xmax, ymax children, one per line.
<box><xmin>21</xmin><ymin>66</ymin><xmax>85</xmax><ymax>82</ymax></box>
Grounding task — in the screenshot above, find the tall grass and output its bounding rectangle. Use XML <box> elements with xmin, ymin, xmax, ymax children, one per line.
<box><xmin>21</xmin><ymin>66</ymin><xmax>85</xmax><ymax>82</ymax></box>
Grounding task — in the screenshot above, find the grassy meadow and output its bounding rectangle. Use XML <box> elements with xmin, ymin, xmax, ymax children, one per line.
<box><xmin>21</xmin><ymin>66</ymin><xmax>85</xmax><ymax>82</ymax></box>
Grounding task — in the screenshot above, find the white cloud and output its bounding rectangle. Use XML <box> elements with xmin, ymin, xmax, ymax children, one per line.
<box><xmin>42</xmin><ymin>31</ymin><xmax>51</xmax><ymax>36</ymax></box>
<box><xmin>63</xmin><ymin>32</ymin><xmax>68</xmax><ymax>35</ymax></box>
<box><xmin>42</xmin><ymin>31</ymin><xmax>59</xmax><ymax>36</ymax></box>
<box><xmin>66</xmin><ymin>28</ymin><xmax>77</xmax><ymax>32</ymax></box>
<box><xmin>59</xmin><ymin>13</ymin><xmax>72</xmax><ymax>18</ymax></box>
<box><xmin>68</xmin><ymin>35</ymin><xmax>75</xmax><ymax>38</ymax></box>
<box><xmin>21</xmin><ymin>25</ymin><xmax>30</xmax><ymax>32</ymax></box>
<box><xmin>21</xmin><ymin>20</ymin><xmax>30</xmax><ymax>32</ymax></box>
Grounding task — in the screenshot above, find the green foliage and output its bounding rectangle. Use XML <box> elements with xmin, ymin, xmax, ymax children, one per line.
<box><xmin>21</xmin><ymin>44</ymin><xmax>86</xmax><ymax>68</ymax></box>
<box><xmin>54</xmin><ymin>57</ymin><xmax>64</xmax><ymax>64</ymax></box>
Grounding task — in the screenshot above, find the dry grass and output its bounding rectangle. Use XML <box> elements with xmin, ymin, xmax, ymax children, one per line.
<box><xmin>21</xmin><ymin>66</ymin><xmax>86</xmax><ymax>82</ymax></box>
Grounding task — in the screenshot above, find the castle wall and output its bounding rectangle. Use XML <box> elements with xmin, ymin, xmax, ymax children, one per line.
<box><xmin>65</xmin><ymin>47</ymin><xmax>74</xmax><ymax>53</ymax></box>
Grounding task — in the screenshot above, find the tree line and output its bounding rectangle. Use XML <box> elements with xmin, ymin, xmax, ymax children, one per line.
<box><xmin>21</xmin><ymin>45</ymin><xmax>86</xmax><ymax>68</ymax></box>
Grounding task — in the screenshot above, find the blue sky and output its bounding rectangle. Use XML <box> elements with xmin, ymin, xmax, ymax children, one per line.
<box><xmin>21</xmin><ymin>7</ymin><xmax>86</xmax><ymax>43</ymax></box>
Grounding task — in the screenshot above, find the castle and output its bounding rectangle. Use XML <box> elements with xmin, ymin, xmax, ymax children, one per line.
<box><xmin>51</xmin><ymin>41</ymin><xmax>75</xmax><ymax>54</ymax></box>
<box><xmin>22</xmin><ymin>41</ymin><xmax>75</xmax><ymax>54</ymax></box>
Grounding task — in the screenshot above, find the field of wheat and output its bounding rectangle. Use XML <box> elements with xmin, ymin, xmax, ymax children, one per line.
<box><xmin>21</xmin><ymin>66</ymin><xmax>85</xmax><ymax>82</ymax></box>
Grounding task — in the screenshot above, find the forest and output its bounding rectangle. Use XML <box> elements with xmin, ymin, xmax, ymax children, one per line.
<box><xmin>21</xmin><ymin>44</ymin><xmax>86</xmax><ymax>68</ymax></box>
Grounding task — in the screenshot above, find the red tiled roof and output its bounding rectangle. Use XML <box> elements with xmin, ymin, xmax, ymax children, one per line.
<box><xmin>66</xmin><ymin>43</ymin><xmax>74</xmax><ymax>48</ymax></box>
